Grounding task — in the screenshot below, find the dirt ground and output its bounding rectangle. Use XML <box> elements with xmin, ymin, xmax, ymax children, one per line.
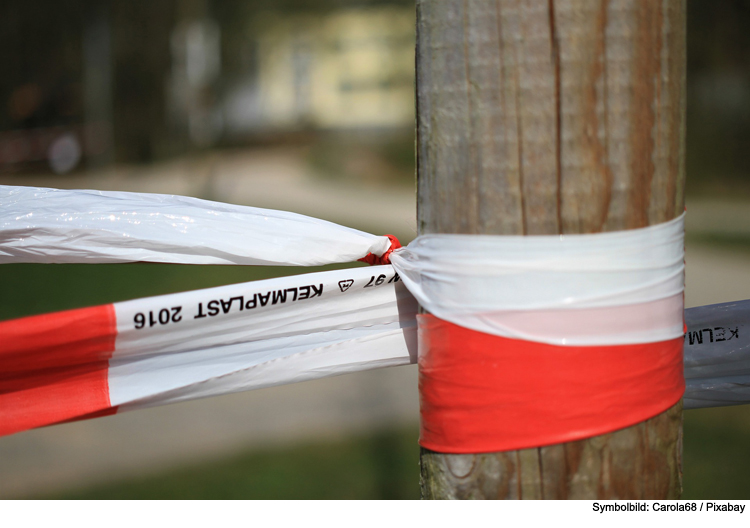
<box><xmin>1</xmin><ymin>148</ymin><xmax>748</xmax><ymax>498</ymax></box>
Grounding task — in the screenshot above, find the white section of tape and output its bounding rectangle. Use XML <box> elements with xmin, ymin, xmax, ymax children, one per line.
<box><xmin>110</xmin><ymin>266</ymin><xmax>416</xmax><ymax>408</ymax></box>
<box><xmin>0</xmin><ymin>185</ymin><xmax>390</xmax><ymax>266</ymax></box>
<box><xmin>117</xmin><ymin>330</ymin><xmax>415</xmax><ymax>412</ymax></box>
<box><xmin>389</xmin><ymin>214</ymin><xmax>685</xmax><ymax>346</ymax></box>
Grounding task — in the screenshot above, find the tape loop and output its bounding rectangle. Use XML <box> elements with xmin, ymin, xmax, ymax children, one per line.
<box><xmin>358</xmin><ymin>234</ymin><xmax>401</xmax><ymax>266</ymax></box>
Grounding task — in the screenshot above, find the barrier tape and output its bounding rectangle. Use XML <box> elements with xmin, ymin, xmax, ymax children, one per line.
<box><xmin>418</xmin><ymin>316</ymin><xmax>683</xmax><ymax>453</ymax></box>
<box><xmin>389</xmin><ymin>214</ymin><xmax>687</xmax><ymax>452</ymax></box>
<box><xmin>0</xmin><ymin>185</ymin><xmax>748</xmax><ymax>450</ymax></box>
<box><xmin>389</xmin><ymin>215</ymin><xmax>685</xmax><ymax>346</ymax></box>
<box><xmin>684</xmin><ymin>299</ymin><xmax>750</xmax><ymax>409</ymax></box>
<box><xmin>0</xmin><ymin>185</ymin><xmax>391</xmax><ymax>266</ymax></box>
<box><xmin>0</xmin><ymin>266</ymin><xmax>417</xmax><ymax>437</ymax></box>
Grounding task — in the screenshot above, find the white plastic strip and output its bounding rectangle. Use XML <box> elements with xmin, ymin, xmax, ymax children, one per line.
<box><xmin>389</xmin><ymin>214</ymin><xmax>685</xmax><ymax>346</ymax></box>
<box><xmin>0</xmin><ymin>185</ymin><xmax>390</xmax><ymax>266</ymax></box>
<box><xmin>110</xmin><ymin>265</ymin><xmax>416</xmax><ymax>411</ymax></box>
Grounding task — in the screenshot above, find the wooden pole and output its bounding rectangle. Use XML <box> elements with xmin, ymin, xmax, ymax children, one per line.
<box><xmin>416</xmin><ymin>0</ymin><xmax>686</xmax><ymax>499</ymax></box>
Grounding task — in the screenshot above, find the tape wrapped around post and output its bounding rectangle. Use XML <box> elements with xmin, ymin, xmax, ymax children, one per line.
<box><xmin>390</xmin><ymin>214</ymin><xmax>687</xmax><ymax>453</ymax></box>
<box><xmin>9</xmin><ymin>186</ymin><xmax>750</xmax><ymax>443</ymax></box>
<box><xmin>417</xmin><ymin>315</ymin><xmax>684</xmax><ymax>453</ymax></box>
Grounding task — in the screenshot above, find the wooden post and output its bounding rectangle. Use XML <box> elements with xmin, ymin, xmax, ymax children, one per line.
<box><xmin>416</xmin><ymin>0</ymin><xmax>686</xmax><ymax>499</ymax></box>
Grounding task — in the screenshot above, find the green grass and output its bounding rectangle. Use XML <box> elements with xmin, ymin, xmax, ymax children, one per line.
<box><xmin>44</xmin><ymin>427</ymin><xmax>421</xmax><ymax>500</ymax></box>
<box><xmin>686</xmin><ymin>233</ymin><xmax>750</xmax><ymax>255</ymax></box>
<box><xmin>683</xmin><ymin>405</ymin><xmax>750</xmax><ymax>499</ymax></box>
<box><xmin>35</xmin><ymin>404</ymin><xmax>750</xmax><ymax>499</ymax></box>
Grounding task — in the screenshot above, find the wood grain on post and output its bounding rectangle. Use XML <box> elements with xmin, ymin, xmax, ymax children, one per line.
<box><xmin>416</xmin><ymin>0</ymin><xmax>686</xmax><ymax>499</ymax></box>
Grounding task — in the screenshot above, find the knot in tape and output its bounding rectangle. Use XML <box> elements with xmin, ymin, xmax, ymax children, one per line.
<box><xmin>358</xmin><ymin>234</ymin><xmax>401</xmax><ymax>266</ymax></box>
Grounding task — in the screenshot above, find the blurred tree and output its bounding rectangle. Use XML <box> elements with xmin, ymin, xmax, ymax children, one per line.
<box><xmin>686</xmin><ymin>0</ymin><xmax>750</xmax><ymax>194</ymax></box>
<box><xmin>2</xmin><ymin>0</ymin><xmax>747</xmax><ymax>184</ymax></box>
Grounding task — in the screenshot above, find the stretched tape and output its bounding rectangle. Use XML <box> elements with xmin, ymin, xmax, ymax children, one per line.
<box><xmin>0</xmin><ymin>269</ymin><xmax>745</xmax><ymax>438</ymax></box>
<box><xmin>1</xmin><ymin>186</ymin><xmax>748</xmax><ymax>445</ymax></box>
<box><xmin>0</xmin><ymin>266</ymin><xmax>417</xmax><ymax>437</ymax></box>
<box><xmin>683</xmin><ymin>299</ymin><xmax>750</xmax><ymax>409</ymax></box>
<box><xmin>0</xmin><ymin>185</ymin><xmax>390</xmax><ymax>266</ymax></box>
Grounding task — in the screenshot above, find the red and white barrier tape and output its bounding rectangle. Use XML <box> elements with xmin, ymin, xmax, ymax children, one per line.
<box><xmin>0</xmin><ymin>266</ymin><xmax>417</xmax><ymax>437</ymax></box>
<box><xmin>0</xmin><ymin>185</ymin><xmax>688</xmax><ymax>451</ymax></box>
<box><xmin>389</xmin><ymin>215</ymin><xmax>686</xmax><ymax>452</ymax></box>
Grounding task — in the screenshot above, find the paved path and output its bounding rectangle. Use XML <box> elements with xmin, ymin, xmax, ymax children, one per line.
<box><xmin>1</xmin><ymin>151</ymin><xmax>749</xmax><ymax>497</ymax></box>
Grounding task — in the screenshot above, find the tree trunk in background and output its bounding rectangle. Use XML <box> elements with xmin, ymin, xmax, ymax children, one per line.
<box><xmin>416</xmin><ymin>0</ymin><xmax>686</xmax><ymax>499</ymax></box>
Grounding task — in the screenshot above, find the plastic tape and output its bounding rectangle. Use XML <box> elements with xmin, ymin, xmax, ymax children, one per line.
<box><xmin>388</xmin><ymin>216</ymin><xmax>687</xmax><ymax>451</ymax></box>
<box><xmin>0</xmin><ymin>266</ymin><xmax>417</xmax><ymax>436</ymax></box>
<box><xmin>683</xmin><ymin>299</ymin><xmax>750</xmax><ymax>409</ymax></box>
<box><xmin>2</xmin><ymin>185</ymin><xmax>749</xmax><ymax>443</ymax></box>
<box><xmin>0</xmin><ymin>185</ymin><xmax>390</xmax><ymax>266</ymax></box>
<box><xmin>389</xmin><ymin>214</ymin><xmax>685</xmax><ymax>346</ymax></box>
<box><xmin>417</xmin><ymin>315</ymin><xmax>684</xmax><ymax>453</ymax></box>
<box><xmin>0</xmin><ymin>269</ymin><xmax>748</xmax><ymax>438</ymax></box>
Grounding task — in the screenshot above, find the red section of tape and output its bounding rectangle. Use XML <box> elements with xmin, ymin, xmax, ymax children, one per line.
<box><xmin>0</xmin><ymin>305</ymin><xmax>117</xmax><ymax>437</ymax></box>
<box><xmin>358</xmin><ymin>234</ymin><xmax>401</xmax><ymax>266</ymax></box>
<box><xmin>418</xmin><ymin>314</ymin><xmax>684</xmax><ymax>454</ymax></box>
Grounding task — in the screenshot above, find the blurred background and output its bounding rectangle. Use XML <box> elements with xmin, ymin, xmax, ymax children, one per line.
<box><xmin>1</xmin><ymin>0</ymin><xmax>750</xmax><ymax>499</ymax></box>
